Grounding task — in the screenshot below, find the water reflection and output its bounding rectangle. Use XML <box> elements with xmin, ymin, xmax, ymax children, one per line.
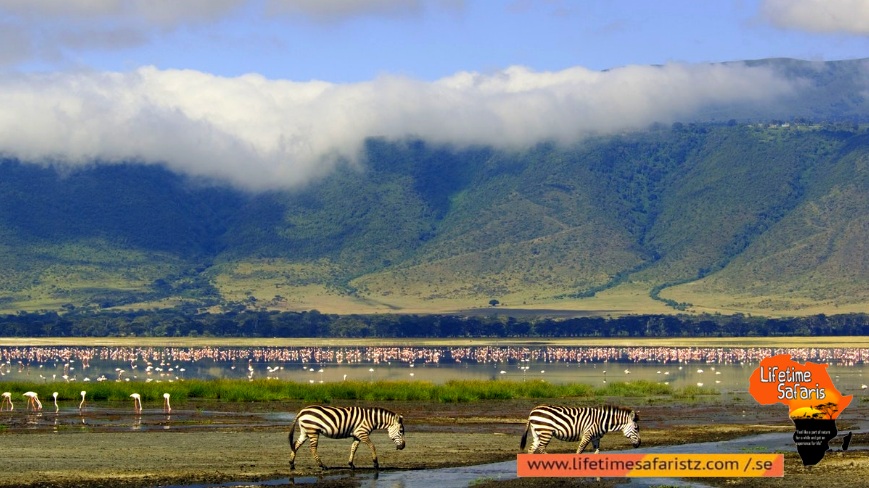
<box><xmin>25</xmin><ymin>411</ymin><xmax>41</xmax><ymax>427</ymax></box>
<box><xmin>0</xmin><ymin>344</ymin><xmax>867</xmax><ymax>393</ymax></box>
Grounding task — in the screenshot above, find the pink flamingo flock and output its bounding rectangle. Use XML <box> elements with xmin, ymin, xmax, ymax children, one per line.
<box><xmin>2</xmin><ymin>345</ymin><xmax>868</xmax><ymax>374</ymax></box>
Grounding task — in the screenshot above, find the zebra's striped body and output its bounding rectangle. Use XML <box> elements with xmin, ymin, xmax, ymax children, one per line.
<box><xmin>289</xmin><ymin>405</ymin><xmax>405</xmax><ymax>470</ymax></box>
<box><xmin>520</xmin><ymin>404</ymin><xmax>640</xmax><ymax>454</ymax></box>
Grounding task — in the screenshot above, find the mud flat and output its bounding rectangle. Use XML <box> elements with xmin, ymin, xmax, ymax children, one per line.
<box><xmin>1</xmin><ymin>397</ymin><xmax>867</xmax><ymax>488</ymax></box>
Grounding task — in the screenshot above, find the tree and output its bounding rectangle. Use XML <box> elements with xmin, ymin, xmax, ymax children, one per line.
<box><xmin>813</xmin><ymin>402</ymin><xmax>839</xmax><ymax>420</ymax></box>
<box><xmin>488</xmin><ymin>299</ymin><xmax>500</xmax><ymax>307</ymax></box>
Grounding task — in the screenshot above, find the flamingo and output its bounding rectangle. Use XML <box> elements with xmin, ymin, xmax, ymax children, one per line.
<box><xmin>1</xmin><ymin>392</ymin><xmax>12</xmax><ymax>411</ymax></box>
<box><xmin>53</xmin><ymin>392</ymin><xmax>59</xmax><ymax>412</ymax></box>
<box><xmin>163</xmin><ymin>393</ymin><xmax>171</xmax><ymax>413</ymax></box>
<box><xmin>130</xmin><ymin>393</ymin><xmax>142</xmax><ymax>414</ymax></box>
<box><xmin>79</xmin><ymin>391</ymin><xmax>87</xmax><ymax>410</ymax></box>
<box><xmin>23</xmin><ymin>391</ymin><xmax>42</xmax><ymax>411</ymax></box>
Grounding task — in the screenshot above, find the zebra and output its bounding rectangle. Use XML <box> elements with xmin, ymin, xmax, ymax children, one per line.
<box><xmin>520</xmin><ymin>404</ymin><xmax>640</xmax><ymax>454</ymax></box>
<box><xmin>289</xmin><ymin>405</ymin><xmax>406</xmax><ymax>470</ymax></box>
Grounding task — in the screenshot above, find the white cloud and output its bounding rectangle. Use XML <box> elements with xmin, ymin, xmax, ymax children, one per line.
<box><xmin>0</xmin><ymin>0</ymin><xmax>247</xmax><ymax>68</ymax></box>
<box><xmin>0</xmin><ymin>63</ymin><xmax>797</xmax><ymax>191</ymax></box>
<box><xmin>266</xmin><ymin>0</ymin><xmax>426</xmax><ymax>20</ymax></box>
<box><xmin>265</xmin><ymin>0</ymin><xmax>466</xmax><ymax>21</ymax></box>
<box><xmin>761</xmin><ymin>0</ymin><xmax>869</xmax><ymax>35</ymax></box>
<box><xmin>0</xmin><ymin>0</ymin><xmax>246</xmax><ymax>25</ymax></box>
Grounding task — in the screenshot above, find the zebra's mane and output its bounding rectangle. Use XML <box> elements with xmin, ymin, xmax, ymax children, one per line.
<box><xmin>370</xmin><ymin>406</ymin><xmax>399</xmax><ymax>416</ymax></box>
<box><xmin>602</xmin><ymin>404</ymin><xmax>638</xmax><ymax>421</ymax></box>
<box><xmin>369</xmin><ymin>406</ymin><xmax>402</xmax><ymax>425</ymax></box>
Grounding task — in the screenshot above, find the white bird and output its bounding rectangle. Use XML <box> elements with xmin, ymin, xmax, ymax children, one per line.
<box><xmin>23</xmin><ymin>391</ymin><xmax>42</xmax><ymax>411</ymax></box>
<box><xmin>1</xmin><ymin>392</ymin><xmax>12</xmax><ymax>411</ymax></box>
<box><xmin>53</xmin><ymin>392</ymin><xmax>59</xmax><ymax>412</ymax></box>
<box><xmin>130</xmin><ymin>393</ymin><xmax>142</xmax><ymax>414</ymax></box>
<box><xmin>163</xmin><ymin>393</ymin><xmax>171</xmax><ymax>413</ymax></box>
<box><xmin>79</xmin><ymin>391</ymin><xmax>87</xmax><ymax>410</ymax></box>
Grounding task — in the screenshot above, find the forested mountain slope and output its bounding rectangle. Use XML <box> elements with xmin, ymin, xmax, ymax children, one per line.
<box><xmin>1</xmin><ymin>121</ymin><xmax>867</xmax><ymax>316</ymax></box>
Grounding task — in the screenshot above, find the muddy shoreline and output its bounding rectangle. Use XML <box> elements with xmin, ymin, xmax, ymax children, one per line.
<box><xmin>1</xmin><ymin>397</ymin><xmax>867</xmax><ymax>487</ymax></box>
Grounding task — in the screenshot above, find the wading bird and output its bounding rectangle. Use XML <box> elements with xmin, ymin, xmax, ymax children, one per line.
<box><xmin>1</xmin><ymin>392</ymin><xmax>12</xmax><ymax>411</ymax></box>
<box><xmin>163</xmin><ymin>393</ymin><xmax>171</xmax><ymax>413</ymax></box>
<box><xmin>130</xmin><ymin>393</ymin><xmax>142</xmax><ymax>414</ymax></box>
<box><xmin>79</xmin><ymin>391</ymin><xmax>87</xmax><ymax>411</ymax></box>
<box><xmin>53</xmin><ymin>392</ymin><xmax>59</xmax><ymax>412</ymax></box>
<box><xmin>23</xmin><ymin>391</ymin><xmax>42</xmax><ymax>411</ymax></box>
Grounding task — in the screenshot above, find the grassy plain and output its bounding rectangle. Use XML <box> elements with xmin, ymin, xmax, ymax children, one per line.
<box><xmin>207</xmin><ymin>259</ymin><xmax>866</xmax><ymax>317</ymax></box>
<box><xmin>661</xmin><ymin>281</ymin><xmax>869</xmax><ymax>317</ymax></box>
<box><xmin>5</xmin><ymin>256</ymin><xmax>866</xmax><ymax>316</ymax></box>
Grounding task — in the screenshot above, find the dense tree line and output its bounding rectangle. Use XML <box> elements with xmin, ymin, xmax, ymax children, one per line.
<box><xmin>0</xmin><ymin>309</ymin><xmax>867</xmax><ymax>338</ymax></box>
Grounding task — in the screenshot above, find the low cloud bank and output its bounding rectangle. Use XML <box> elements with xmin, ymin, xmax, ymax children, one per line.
<box><xmin>761</xmin><ymin>0</ymin><xmax>869</xmax><ymax>35</ymax></box>
<box><xmin>0</xmin><ymin>62</ymin><xmax>795</xmax><ymax>190</ymax></box>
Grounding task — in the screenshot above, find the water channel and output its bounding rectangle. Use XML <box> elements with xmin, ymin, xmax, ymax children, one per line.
<box><xmin>163</xmin><ymin>432</ymin><xmax>806</xmax><ymax>488</ymax></box>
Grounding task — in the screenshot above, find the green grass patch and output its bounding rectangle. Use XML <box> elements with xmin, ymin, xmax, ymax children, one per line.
<box><xmin>0</xmin><ymin>378</ymin><xmax>704</xmax><ymax>405</ymax></box>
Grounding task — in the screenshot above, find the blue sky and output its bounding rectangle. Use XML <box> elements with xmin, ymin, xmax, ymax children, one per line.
<box><xmin>1</xmin><ymin>0</ymin><xmax>868</xmax><ymax>190</ymax></box>
<box><xmin>5</xmin><ymin>0</ymin><xmax>868</xmax><ymax>80</ymax></box>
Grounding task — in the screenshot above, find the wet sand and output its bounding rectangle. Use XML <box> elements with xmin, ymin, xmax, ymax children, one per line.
<box><xmin>1</xmin><ymin>397</ymin><xmax>867</xmax><ymax>488</ymax></box>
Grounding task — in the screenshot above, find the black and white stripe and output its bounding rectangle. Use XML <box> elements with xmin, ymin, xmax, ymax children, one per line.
<box><xmin>289</xmin><ymin>405</ymin><xmax>406</xmax><ymax>469</ymax></box>
<box><xmin>520</xmin><ymin>404</ymin><xmax>640</xmax><ymax>454</ymax></box>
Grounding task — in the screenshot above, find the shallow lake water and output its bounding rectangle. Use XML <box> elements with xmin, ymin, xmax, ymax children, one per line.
<box><xmin>2</xmin><ymin>344</ymin><xmax>868</xmax><ymax>395</ymax></box>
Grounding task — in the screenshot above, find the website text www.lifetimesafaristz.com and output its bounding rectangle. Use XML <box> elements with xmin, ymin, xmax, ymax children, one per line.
<box><xmin>517</xmin><ymin>453</ymin><xmax>784</xmax><ymax>478</ymax></box>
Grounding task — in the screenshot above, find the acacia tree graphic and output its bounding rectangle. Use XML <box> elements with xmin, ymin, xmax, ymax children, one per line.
<box><xmin>811</xmin><ymin>402</ymin><xmax>839</xmax><ymax>420</ymax></box>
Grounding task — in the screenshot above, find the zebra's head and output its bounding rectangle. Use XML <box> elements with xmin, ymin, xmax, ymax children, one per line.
<box><xmin>388</xmin><ymin>414</ymin><xmax>406</xmax><ymax>450</ymax></box>
<box><xmin>622</xmin><ymin>410</ymin><xmax>641</xmax><ymax>448</ymax></box>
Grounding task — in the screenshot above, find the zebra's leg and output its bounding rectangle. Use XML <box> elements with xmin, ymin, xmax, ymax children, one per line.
<box><xmin>348</xmin><ymin>437</ymin><xmax>361</xmax><ymax>469</ymax></box>
<box><xmin>308</xmin><ymin>433</ymin><xmax>327</xmax><ymax>469</ymax></box>
<box><xmin>524</xmin><ymin>427</ymin><xmax>538</xmax><ymax>453</ymax></box>
<box><xmin>576</xmin><ymin>431</ymin><xmax>593</xmax><ymax>454</ymax></box>
<box><xmin>357</xmin><ymin>432</ymin><xmax>379</xmax><ymax>469</ymax></box>
<box><xmin>289</xmin><ymin>430</ymin><xmax>309</xmax><ymax>470</ymax></box>
<box><xmin>531</xmin><ymin>430</ymin><xmax>552</xmax><ymax>454</ymax></box>
<box><xmin>591</xmin><ymin>435</ymin><xmax>602</xmax><ymax>454</ymax></box>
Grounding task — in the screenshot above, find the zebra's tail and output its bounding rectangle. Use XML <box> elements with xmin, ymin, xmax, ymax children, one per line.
<box><xmin>519</xmin><ymin>420</ymin><xmax>530</xmax><ymax>450</ymax></box>
<box><xmin>288</xmin><ymin>416</ymin><xmax>299</xmax><ymax>452</ymax></box>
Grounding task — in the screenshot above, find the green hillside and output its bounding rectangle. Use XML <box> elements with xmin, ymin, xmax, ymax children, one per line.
<box><xmin>662</xmin><ymin>132</ymin><xmax>869</xmax><ymax>313</ymax></box>
<box><xmin>1</xmin><ymin>59</ymin><xmax>869</xmax><ymax>317</ymax></box>
<box><xmin>1</xmin><ymin>122</ymin><xmax>866</xmax><ymax>316</ymax></box>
